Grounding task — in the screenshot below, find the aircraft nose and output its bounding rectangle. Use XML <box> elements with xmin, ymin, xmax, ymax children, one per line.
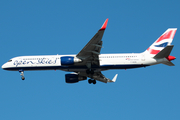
<box><xmin>2</xmin><ymin>63</ymin><xmax>7</xmax><ymax>70</ymax></box>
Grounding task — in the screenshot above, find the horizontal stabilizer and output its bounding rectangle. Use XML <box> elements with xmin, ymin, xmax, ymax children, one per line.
<box><xmin>154</xmin><ymin>45</ymin><xmax>174</xmax><ymax>59</ymax></box>
<box><xmin>163</xmin><ymin>61</ymin><xmax>175</xmax><ymax>66</ymax></box>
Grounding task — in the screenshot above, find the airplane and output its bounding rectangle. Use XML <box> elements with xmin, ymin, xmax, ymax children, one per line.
<box><xmin>2</xmin><ymin>19</ymin><xmax>177</xmax><ymax>84</ymax></box>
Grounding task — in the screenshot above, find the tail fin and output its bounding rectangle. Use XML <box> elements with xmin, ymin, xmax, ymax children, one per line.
<box><xmin>144</xmin><ymin>28</ymin><xmax>177</xmax><ymax>57</ymax></box>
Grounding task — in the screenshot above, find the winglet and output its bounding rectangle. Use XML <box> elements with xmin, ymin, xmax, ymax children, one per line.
<box><xmin>112</xmin><ymin>74</ymin><xmax>118</xmax><ymax>82</ymax></box>
<box><xmin>99</xmin><ymin>18</ymin><xmax>109</xmax><ymax>31</ymax></box>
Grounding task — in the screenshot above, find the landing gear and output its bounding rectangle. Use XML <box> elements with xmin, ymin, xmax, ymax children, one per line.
<box><xmin>19</xmin><ymin>69</ymin><xmax>25</xmax><ymax>80</ymax></box>
<box><xmin>86</xmin><ymin>63</ymin><xmax>96</xmax><ymax>84</ymax></box>
<box><xmin>88</xmin><ymin>79</ymin><xmax>96</xmax><ymax>84</ymax></box>
<box><xmin>21</xmin><ymin>76</ymin><xmax>25</xmax><ymax>80</ymax></box>
<box><xmin>86</xmin><ymin>69</ymin><xmax>94</xmax><ymax>75</ymax></box>
<box><xmin>93</xmin><ymin>80</ymin><xmax>96</xmax><ymax>84</ymax></box>
<box><xmin>86</xmin><ymin>69</ymin><xmax>96</xmax><ymax>84</ymax></box>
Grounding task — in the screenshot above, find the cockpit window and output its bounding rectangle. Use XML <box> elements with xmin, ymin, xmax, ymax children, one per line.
<box><xmin>8</xmin><ymin>60</ymin><xmax>12</xmax><ymax>62</ymax></box>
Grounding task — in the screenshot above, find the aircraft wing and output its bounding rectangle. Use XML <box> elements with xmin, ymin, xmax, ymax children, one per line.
<box><xmin>78</xmin><ymin>71</ymin><xmax>118</xmax><ymax>83</ymax></box>
<box><xmin>76</xmin><ymin>19</ymin><xmax>108</xmax><ymax>66</ymax></box>
<box><xmin>75</xmin><ymin>19</ymin><xmax>117</xmax><ymax>84</ymax></box>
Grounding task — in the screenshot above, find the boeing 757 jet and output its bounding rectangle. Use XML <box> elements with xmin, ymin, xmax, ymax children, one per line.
<box><xmin>2</xmin><ymin>19</ymin><xmax>177</xmax><ymax>84</ymax></box>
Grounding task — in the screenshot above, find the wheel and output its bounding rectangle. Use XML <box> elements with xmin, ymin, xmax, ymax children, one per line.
<box><xmin>88</xmin><ymin>79</ymin><xmax>92</xmax><ymax>84</ymax></box>
<box><xmin>92</xmin><ymin>80</ymin><xmax>96</xmax><ymax>84</ymax></box>
<box><xmin>21</xmin><ymin>76</ymin><xmax>25</xmax><ymax>80</ymax></box>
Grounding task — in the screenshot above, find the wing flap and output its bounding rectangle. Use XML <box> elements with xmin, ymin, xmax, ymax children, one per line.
<box><xmin>92</xmin><ymin>73</ymin><xmax>118</xmax><ymax>83</ymax></box>
<box><xmin>77</xmin><ymin>71</ymin><xmax>117</xmax><ymax>83</ymax></box>
<box><xmin>90</xmin><ymin>72</ymin><xmax>117</xmax><ymax>83</ymax></box>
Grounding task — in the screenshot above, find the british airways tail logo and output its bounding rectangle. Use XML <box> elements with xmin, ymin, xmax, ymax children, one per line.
<box><xmin>154</xmin><ymin>42</ymin><xmax>168</xmax><ymax>47</ymax></box>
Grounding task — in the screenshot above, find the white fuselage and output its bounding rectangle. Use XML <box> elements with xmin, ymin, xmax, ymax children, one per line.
<box><xmin>1</xmin><ymin>53</ymin><xmax>166</xmax><ymax>72</ymax></box>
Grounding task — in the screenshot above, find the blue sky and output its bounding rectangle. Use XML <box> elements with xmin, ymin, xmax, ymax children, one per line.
<box><xmin>0</xmin><ymin>0</ymin><xmax>180</xmax><ymax>120</ymax></box>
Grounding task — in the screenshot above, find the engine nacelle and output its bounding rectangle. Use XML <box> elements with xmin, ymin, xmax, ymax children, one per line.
<box><xmin>61</xmin><ymin>56</ymin><xmax>82</xmax><ymax>65</ymax></box>
<box><xmin>65</xmin><ymin>74</ymin><xmax>87</xmax><ymax>83</ymax></box>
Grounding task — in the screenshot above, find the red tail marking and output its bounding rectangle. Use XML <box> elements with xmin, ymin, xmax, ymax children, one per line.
<box><xmin>172</xmin><ymin>30</ymin><xmax>177</xmax><ymax>39</ymax></box>
<box><xmin>147</xmin><ymin>48</ymin><xmax>160</xmax><ymax>54</ymax></box>
<box><xmin>156</xmin><ymin>30</ymin><xmax>173</xmax><ymax>43</ymax></box>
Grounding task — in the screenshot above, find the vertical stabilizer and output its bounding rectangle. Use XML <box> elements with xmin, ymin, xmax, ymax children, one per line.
<box><xmin>144</xmin><ymin>28</ymin><xmax>177</xmax><ymax>57</ymax></box>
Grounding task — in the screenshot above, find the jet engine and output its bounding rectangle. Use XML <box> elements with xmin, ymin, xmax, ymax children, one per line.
<box><xmin>65</xmin><ymin>74</ymin><xmax>87</xmax><ymax>83</ymax></box>
<box><xmin>61</xmin><ymin>56</ymin><xmax>82</xmax><ymax>65</ymax></box>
